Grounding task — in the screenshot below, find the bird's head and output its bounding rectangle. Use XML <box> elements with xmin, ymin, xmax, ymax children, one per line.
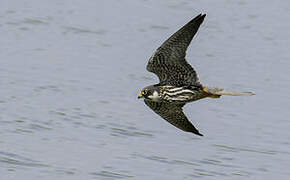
<box><xmin>138</xmin><ymin>85</ymin><xmax>160</xmax><ymax>101</ymax></box>
<box><xmin>138</xmin><ymin>88</ymin><xmax>149</xmax><ymax>99</ymax></box>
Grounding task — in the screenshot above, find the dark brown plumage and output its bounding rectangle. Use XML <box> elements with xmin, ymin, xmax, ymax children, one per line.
<box><xmin>146</xmin><ymin>14</ymin><xmax>205</xmax><ymax>87</ymax></box>
<box><xmin>138</xmin><ymin>13</ymin><xmax>254</xmax><ymax>136</ymax></box>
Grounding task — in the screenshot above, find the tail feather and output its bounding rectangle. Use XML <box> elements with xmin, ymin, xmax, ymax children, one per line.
<box><xmin>203</xmin><ymin>86</ymin><xmax>255</xmax><ymax>97</ymax></box>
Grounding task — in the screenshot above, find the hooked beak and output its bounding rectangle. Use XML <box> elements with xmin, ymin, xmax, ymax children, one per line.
<box><xmin>138</xmin><ymin>92</ymin><xmax>143</xmax><ymax>99</ymax></box>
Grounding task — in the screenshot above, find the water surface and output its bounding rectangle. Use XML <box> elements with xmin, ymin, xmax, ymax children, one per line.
<box><xmin>1</xmin><ymin>0</ymin><xmax>290</xmax><ymax>179</ymax></box>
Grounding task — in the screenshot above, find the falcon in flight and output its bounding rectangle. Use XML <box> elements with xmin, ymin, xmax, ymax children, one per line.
<box><xmin>138</xmin><ymin>14</ymin><xmax>255</xmax><ymax>136</ymax></box>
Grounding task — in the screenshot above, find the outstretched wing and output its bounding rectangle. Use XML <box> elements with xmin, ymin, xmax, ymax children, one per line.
<box><xmin>144</xmin><ymin>99</ymin><xmax>203</xmax><ymax>136</ymax></box>
<box><xmin>147</xmin><ymin>14</ymin><xmax>206</xmax><ymax>87</ymax></box>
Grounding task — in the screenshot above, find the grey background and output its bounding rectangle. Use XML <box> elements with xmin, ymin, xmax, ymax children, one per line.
<box><xmin>1</xmin><ymin>0</ymin><xmax>290</xmax><ymax>179</ymax></box>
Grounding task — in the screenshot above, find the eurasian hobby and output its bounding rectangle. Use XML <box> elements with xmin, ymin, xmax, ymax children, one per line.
<box><xmin>138</xmin><ymin>14</ymin><xmax>254</xmax><ymax>136</ymax></box>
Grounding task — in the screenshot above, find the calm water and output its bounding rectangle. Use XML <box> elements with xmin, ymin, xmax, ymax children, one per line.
<box><xmin>1</xmin><ymin>0</ymin><xmax>290</xmax><ymax>179</ymax></box>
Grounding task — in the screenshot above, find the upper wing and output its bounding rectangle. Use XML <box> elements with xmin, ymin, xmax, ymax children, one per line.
<box><xmin>147</xmin><ymin>14</ymin><xmax>206</xmax><ymax>87</ymax></box>
<box><xmin>144</xmin><ymin>99</ymin><xmax>203</xmax><ymax>136</ymax></box>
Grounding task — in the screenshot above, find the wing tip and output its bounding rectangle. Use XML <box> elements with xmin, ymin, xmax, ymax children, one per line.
<box><xmin>197</xmin><ymin>13</ymin><xmax>206</xmax><ymax>19</ymax></box>
<box><xmin>190</xmin><ymin>129</ymin><xmax>203</xmax><ymax>136</ymax></box>
<box><xmin>191</xmin><ymin>13</ymin><xmax>206</xmax><ymax>25</ymax></box>
<box><xmin>196</xmin><ymin>132</ymin><xmax>204</xmax><ymax>136</ymax></box>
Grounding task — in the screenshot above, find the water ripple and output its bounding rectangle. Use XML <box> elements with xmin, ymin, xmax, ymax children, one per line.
<box><xmin>0</xmin><ymin>151</ymin><xmax>49</xmax><ymax>168</ymax></box>
<box><xmin>91</xmin><ymin>170</ymin><xmax>134</xmax><ymax>179</ymax></box>
<box><xmin>214</xmin><ymin>144</ymin><xmax>276</xmax><ymax>155</ymax></box>
<box><xmin>62</xmin><ymin>26</ymin><xmax>106</xmax><ymax>35</ymax></box>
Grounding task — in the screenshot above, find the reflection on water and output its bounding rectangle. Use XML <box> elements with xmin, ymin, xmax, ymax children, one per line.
<box><xmin>1</xmin><ymin>0</ymin><xmax>290</xmax><ymax>179</ymax></box>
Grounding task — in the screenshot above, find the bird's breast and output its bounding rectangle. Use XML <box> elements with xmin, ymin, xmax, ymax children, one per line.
<box><xmin>160</xmin><ymin>86</ymin><xmax>206</xmax><ymax>103</ymax></box>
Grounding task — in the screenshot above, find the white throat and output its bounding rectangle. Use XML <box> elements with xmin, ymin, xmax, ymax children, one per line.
<box><xmin>148</xmin><ymin>91</ymin><xmax>160</xmax><ymax>101</ymax></box>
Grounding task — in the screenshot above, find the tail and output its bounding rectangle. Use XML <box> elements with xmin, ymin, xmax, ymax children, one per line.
<box><xmin>202</xmin><ymin>86</ymin><xmax>255</xmax><ymax>98</ymax></box>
